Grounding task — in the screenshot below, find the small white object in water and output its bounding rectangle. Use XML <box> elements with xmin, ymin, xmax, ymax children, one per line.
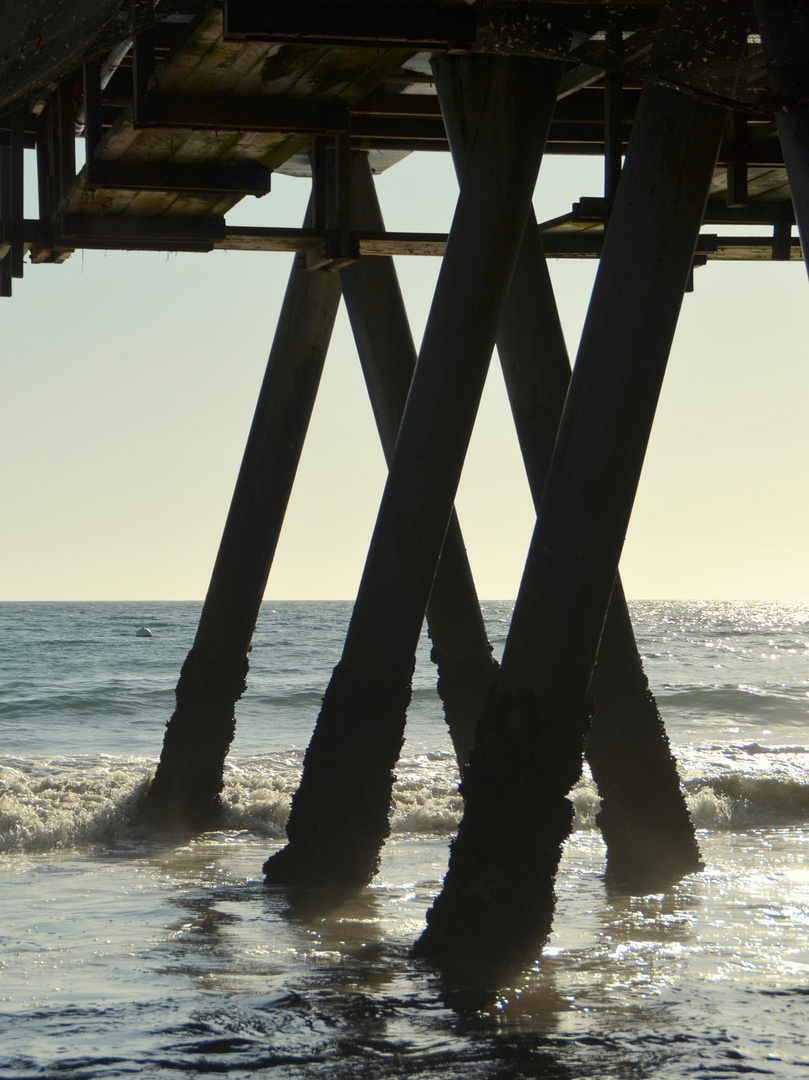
<box><xmin>136</xmin><ymin>627</ymin><xmax>153</xmax><ymax>638</ymax></box>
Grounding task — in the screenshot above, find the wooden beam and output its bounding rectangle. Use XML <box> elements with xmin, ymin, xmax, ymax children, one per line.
<box><xmin>59</xmin><ymin>213</ymin><xmax>225</xmax><ymax>248</ymax></box>
<box><xmin>135</xmin><ymin>91</ymin><xmax>349</xmax><ymax>133</ymax></box>
<box><xmin>603</xmin><ymin>31</ymin><xmax>624</xmax><ymax>199</ymax></box>
<box><xmin>726</xmin><ymin>111</ymin><xmax>750</xmax><ymax>207</ymax></box>
<box><xmin>754</xmin><ymin>0</ymin><xmax>809</xmax><ymax>278</ymax></box>
<box><xmin>772</xmin><ymin>220</ymin><xmax>793</xmax><ymax>260</ymax></box>
<box><xmin>86</xmin><ymin>160</ymin><xmax>272</xmax><ymax>196</ymax></box>
<box><xmin>0</xmin><ymin>141</ymin><xmax>10</xmax><ymax>296</ymax></box>
<box><xmin>224</xmin><ymin>1</ymin><xmax>659</xmax><ymax>52</ymax></box>
<box><xmin>29</xmin><ymin>220</ymin><xmax>799</xmax><ymax>262</ymax></box>
<box><xmin>9</xmin><ymin>105</ymin><xmax>24</xmax><ymax>278</ymax></box>
<box><xmin>54</xmin><ymin>79</ymin><xmax>76</xmax><ymax>215</ymax></box>
<box><xmin>351</xmin><ymin>93</ymin><xmax>442</xmax><ymax>119</ymax></box>
<box><xmin>224</xmin><ymin>0</ymin><xmax>476</xmax><ymax>48</ymax></box>
<box><xmin>132</xmin><ymin>26</ymin><xmax>157</xmax><ymax>124</ymax></box>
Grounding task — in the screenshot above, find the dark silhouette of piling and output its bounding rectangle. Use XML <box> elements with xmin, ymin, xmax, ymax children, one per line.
<box><xmin>142</xmin><ymin>215</ymin><xmax>340</xmax><ymax>829</ymax></box>
<box><xmin>338</xmin><ymin>154</ymin><xmax>497</xmax><ymax>775</ymax></box>
<box><xmin>264</xmin><ymin>57</ymin><xmax>564</xmax><ymax>888</ymax></box>
<box><xmin>440</xmin><ymin>65</ymin><xmax>702</xmax><ymax>887</ymax></box>
<box><xmin>414</xmin><ymin>81</ymin><xmax>728</xmax><ymax>968</ymax></box>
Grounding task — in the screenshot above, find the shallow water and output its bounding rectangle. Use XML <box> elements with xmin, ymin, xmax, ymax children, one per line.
<box><xmin>1</xmin><ymin>600</ymin><xmax>808</xmax><ymax>1077</ymax></box>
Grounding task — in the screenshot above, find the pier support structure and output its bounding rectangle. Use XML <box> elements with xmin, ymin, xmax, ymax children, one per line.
<box><xmin>142</xmin><ymin>208</ymin><xmax>341</xmax><ymax>828</ymax></box>
<box><xmin>264</xmin><ymin>56</ymin><xmax>564</xmax><ymax>889</ymax></box>
<box><xmin>338</xmin><ymin>155</ymin><xmax>497</xmax><ymax>774</ymax></box>
<box><xmin>755</xmin><ymin>1</ymin><xmax>809</xmax><ymax>277</ymax></box>
<box><xmin>414</xmin><ymin>81</ymin><xmax>727</xmax><ymax>968</ymax></box>
<box><xmin>439</xmin><ymin>61</ymin><xmax>701</xmax><ymax>886</ymax></box>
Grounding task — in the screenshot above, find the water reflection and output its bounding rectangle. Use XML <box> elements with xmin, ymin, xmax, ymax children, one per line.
<box><xmin>140</xmin><ymin>840</ymin><xmax>584</xmax><ymax>1077</ymax></box>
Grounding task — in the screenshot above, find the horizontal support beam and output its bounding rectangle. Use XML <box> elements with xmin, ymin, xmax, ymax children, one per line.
<box><xmin>0</xmin><ymin>129</ymin><xmax>37</xmax><ymax>150</ymax></box>
<box><xmin>59</xmin><ymin>213</ymin><xmax>226</xmax><ymax>246</ymax></box>
<box><xmin>8</xmin><ymin>220</ymin><xmax>802</xmax><ymax>267</ymax></box>
<box><xmin>350</xmin><ymin>136</ymin><xmax>449</xmax><ymax>154</ymax></box>
<box><xmin>87</xmin><ymin>159</ymin><xmax>272</xmax><ymax>196</ymax></box>
<box><xmin>571</xmin><ymin>195</ymin><xmax>795</xmax><ymax>225</ymax></box>
<box><xmin>223</xmin><ymin>0</ymin><xmax>476</xmax><ymax>48</ymax></box>
<box><xmin>223</xmin><ymin>1</ymin><xmax>660</xmax><ymax>52</ymax></box>
<box><xmin>351</xmin><ymin>93</ymin><xmax>443</xmax><ymax>119</ymax></box>
<box><xmin>217</xmin><ymin>226</ymin><xmax>449</xmax><ymax>256</ymax></box>
<box><xmin>135</xmin><ymin>92</ymin><xmax>349</xmax><ymax>134</ymax></box>
<box><xmin>349</xmin><ymin>116</ymin><xmax>447</xmax><ymax>142</ymax></box>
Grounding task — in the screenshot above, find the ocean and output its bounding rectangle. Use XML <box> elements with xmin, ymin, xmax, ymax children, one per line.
<box><xmin>1</xmin><ymin>599</ymin><xmax>807</xmax><ymax>1078</ymax></box>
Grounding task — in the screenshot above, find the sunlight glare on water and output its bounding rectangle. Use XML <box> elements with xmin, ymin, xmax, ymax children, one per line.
<box><xmin>1</xmin><ymin>601</ymin><xmax>808</xmax><ymax>1077</ymax></box>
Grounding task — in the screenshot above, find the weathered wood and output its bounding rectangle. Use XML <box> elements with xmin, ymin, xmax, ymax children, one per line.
<box><xmin>415</xmin><ymin>81</ymin><xmax>727</xmax><ymax>971</ymax></box>
<box><xmin>57</xmin><ymin>8</ymin><xmax>416</xmax><ymax>227</ymax></box>
<box><xmin>339</xmin><ymin>152</ymin><xmax>497</xmax><ymax>774</ymax></box>
<box><xmin>0</xmin><ymin>141</ymin><xmax>10</xmax><ymax>296</ymax></box>
<box><xmin>9</xmin><ymin>105</ymin><xmax>24</xmax><ymax>278</ymax></box>
<box><xmin>263</xmin><ymin>56</ymin><xmax>563</xmax><ymax>890</ymax></box>
<box><xmin>86</xmin><ymin>159</ymin><xmax>272</xmax><ymax>195</ymax></box>
<box><xmin>141</xmin><ymin>203</ymin><xmax>341</xmax><ymax>829</ymax></box>
<box><xmin>137</xmin><ymin>92</ymin><xmax>349</xmax><ymax>133</ymax></box>
<box><xmin>440</xmin><ymin>61</ymin><xmax>700</xmax><ymax>885</ymax></box>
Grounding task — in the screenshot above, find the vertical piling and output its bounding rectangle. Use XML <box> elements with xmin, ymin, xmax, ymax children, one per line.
<box><xmin>755</xmin><ymin>1</ymin><xmax>809</xmax><ymax>275</ymax></box>
<box><xmin>415</xmin><ymin>82</ymin><xmax>727</xmax><ymax>968</ymax></box>
<box><xmin>339</xmin><ymin>154</ymin><xmax>497</xmax><ymax>774</ymax></box>
<box><xmin>264</xmin><ymin>57</ymin><xmax>564</xmax><ymax>889</ymax></box>
<box><xmin>142</xmin><ymin>215</ymin><xmax>341</xmax><ymax>829</ymax></box>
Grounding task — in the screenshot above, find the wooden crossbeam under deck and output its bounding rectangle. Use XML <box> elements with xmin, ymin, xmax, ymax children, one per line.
<box><xmin>15</xmin><ymin>218</ymin><xmax>803</xmax><ymax>263</ymax></box>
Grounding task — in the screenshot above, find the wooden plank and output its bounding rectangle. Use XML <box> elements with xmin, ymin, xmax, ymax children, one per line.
<box><xmin>9</xmin><ymin>105</ymin><xmax>24</xmax><ymax>277</ymax></box>
<box><xmin>0</xmin><ymin>141</ymin><xmax>11</xmax><ymax>295</ymax></box>
<box><xmin>351</xmin><ymin>92</ymin><xmax>441</xmax><ymax>118</ymax></box>
<box><xmin>60</xmin><ymin>212</ymin><xmax>225</xmax><ymax>242</ymax></box>
<box><xmin>87</xmin><ymin>159</ymin><xmax>272</xmax><ymax>195</ymax></box>
<box><xmin>179</xmin><ymin>39</ymin><xmax>269</xmax><ymax>96</ymax></box>
<box><xmin>287</xmin><ymin>44</ymin><xmax>416</xmax><ymax>105</ymax></box>
<box><xmin>155</xmin><ymin>7</ymin><xmax>224</xmax><ymax>93</ymax></box>
<box><xmin>137</xmin><ymin>91</ymin><xmax>349</xmax><ymax>132</ymax></box>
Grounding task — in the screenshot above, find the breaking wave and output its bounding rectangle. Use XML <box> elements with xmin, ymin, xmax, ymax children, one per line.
<box><xmin>2</xmin><ymin>749</ymin><xmax>808</xmax><ymax>856</ymax></box>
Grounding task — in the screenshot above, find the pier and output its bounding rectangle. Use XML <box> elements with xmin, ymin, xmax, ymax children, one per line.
<box><xmin>2</xmin><ymin>0</ymin><xmax>807</xmax><ymax>970</ymax></box>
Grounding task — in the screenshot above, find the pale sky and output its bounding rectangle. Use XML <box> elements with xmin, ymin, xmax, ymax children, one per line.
<box><xmin>2</xmin><ymin>149</ymin><xmax>807</xmax><ymax>601</ymax></box>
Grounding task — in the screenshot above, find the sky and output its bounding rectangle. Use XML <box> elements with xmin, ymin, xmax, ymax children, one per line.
<box><xmin>2</xmin><ymin>148</ymin><xmax>808</xmax><ymax>602</ymax></box>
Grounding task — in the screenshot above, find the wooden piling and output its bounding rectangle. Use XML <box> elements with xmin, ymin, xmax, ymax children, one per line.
<box><xmin>264</xmin><ymin>57</ymin><xmax>564</xmax><ymax>890</ymax></box>
<box><xmin>142</xmin><ymin>212</ymin><xmax>341</xmax><ymax>829</ymax></box>
<box><xmin>414</xmin><ymin>82</ymin><xmax>727</xmax><ymax>970</ymax></box>
<box><xmin>339</xmin><ymin>154</ymin><xmax>497</xmax><ymax>774</ymax></box>
<box><xmin>439</xmin><ymin>72</ymin><xmax>700</xmax><ymax>886</ymax></box>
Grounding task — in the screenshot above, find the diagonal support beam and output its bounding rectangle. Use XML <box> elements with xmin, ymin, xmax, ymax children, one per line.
<box><xmin>264</xmin><ymin>56</ymin><xmax>565</xmax><ymax>890</ymax></box>
<box><xmin>440</xmin><ymin>62</ymin><xmax>701</xmax><ymax>886</ymax></box>
<box><xmin>415</xmin><ymin>81</ymin><xmax>727</xmax><ymax>971</ymax></box>
<box><xmin>338</xmin><ymin>153</ymin><xmax>497</xmax><ymax>773</ymax></box>
<box><xmin>142</xmin><ymin>203</ymin><xmax>341</xmax><ymax>829</ymax></box>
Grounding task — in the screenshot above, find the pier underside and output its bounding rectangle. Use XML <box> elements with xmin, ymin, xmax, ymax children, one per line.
<box><xmin>2</xmin><ymin>0</ymin><xmax>808</xmax><ymax>975</ymax></box>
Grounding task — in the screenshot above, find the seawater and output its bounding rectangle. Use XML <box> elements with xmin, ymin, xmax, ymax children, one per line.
<box><xmin>1</xmin><ymin>600</ymin><xmax>807</xmax><ymax>1078</ymax></box>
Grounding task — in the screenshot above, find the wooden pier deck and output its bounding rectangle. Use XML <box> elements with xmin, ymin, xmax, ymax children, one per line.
<box><xmin>0</xmin><ymin>0</ymin><xmax>803</xmax><ymax>285</ymax></box>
